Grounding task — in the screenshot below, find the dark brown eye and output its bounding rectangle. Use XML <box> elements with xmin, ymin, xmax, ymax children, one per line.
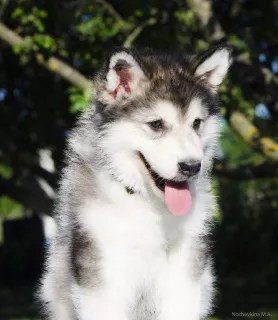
<box><xmin>193</xmin><ymin>118</ymin><xmax>203</xmax><ymax>130</ymax></box>
<box><xmin>148</xmin><ymin>119</ymin><xmax>164</xmax><ymax>131</ymax></box>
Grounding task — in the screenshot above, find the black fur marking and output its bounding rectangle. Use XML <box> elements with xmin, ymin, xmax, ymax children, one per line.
<box><xmin>71</xmin><ymin>227</ymin><xmax>102</xmax><ymax>288</ymax></box>
<box><xmin>126</xmin><ymin>186</ymin><xmax>135</xmax><ymax>194</ymax></box>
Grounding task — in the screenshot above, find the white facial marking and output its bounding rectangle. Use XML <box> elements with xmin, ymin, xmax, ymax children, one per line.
<box><xmin>102</xmin><ymin>97</ymin><xmax>219</xmax><ymax>196</ymax></box>
<box><xmin>151</xmin><ymin>100</ymin><xmax>180</xmax><ymax>124</ymax></box>
<box><xmin>185</xmin><ymin>98</ymin><xmax>208</xmax><ymax>126</ymax></box>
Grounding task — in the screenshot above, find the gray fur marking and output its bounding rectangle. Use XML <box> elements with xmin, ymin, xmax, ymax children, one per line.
<box><xmin>71</xmin><ymin>228</ymin><xmax>102</xmax><ymax>288</ymax></box>
<box><xmin>129</xmin><ymin>288</ymin><xmax>159</xmax><ymax>320</ymax></box>
<box><xmin>192</xmin><ymin>235</ymin><xmax>211</xmax><ymax>280</ymax></box>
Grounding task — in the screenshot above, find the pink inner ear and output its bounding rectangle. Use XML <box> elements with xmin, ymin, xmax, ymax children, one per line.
<box><xmin>113</xmin><ymin>66</ymin><xmax>132</xmax><ymax>99</ymax></box>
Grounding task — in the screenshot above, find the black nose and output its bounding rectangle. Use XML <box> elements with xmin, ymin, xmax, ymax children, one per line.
<box><xmin>179</xmin><ymin>161</ymin><xmax>201</xmax><ymax>176</ymax></box>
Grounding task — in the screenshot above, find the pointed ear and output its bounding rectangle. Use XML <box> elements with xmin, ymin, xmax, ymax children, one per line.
<box><xmin>96</xmin><ymin>49</ymin><xmax>147</xmax><ymax>105</ymax></box>
<box><xmin>194</xmin><ymin>45</ymin><xmax>233</xmax><ymax>92</ymax></box>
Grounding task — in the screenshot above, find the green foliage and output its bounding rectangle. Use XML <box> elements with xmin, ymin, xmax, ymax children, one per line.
<box><xmin>220</xmin><ymin>123</ymin><xmax>264</xmax><ymax>166</ymax></box>
<box><xmin>231</xmin><ymin>86</ymin><xmax>256</xmax><ymax>120</ymax></box>
<box><xmin>229</xmin><ymin>34</ymin><xmax>247</xmax><ymax>50</ymax></box>
<box><xmin>12</xmin><ymin>6</ymin><xmax>47</xmax><ymax>32</ymax></box>
<box><xmin>32</xmin><ymin>34</ymin><xmax>56</xmax><ymax>51</ymax></box>
<box><xmin>0</xmin><ymin>164</ymin><xmax>13</xmax><ymax>179</ymax></box>
<box><xmin>0</xmin><ymin>165</ymin><xmax>23</xmax><ymax>222</ymax></box>
<box><xmin>75</xmin><ymin>6</ymin><xmax>121</xmax><ymax>42</ymax></box>
<box><xmin>175</xmin><ymin>9</ymin><xmax>195</xmax><ymax>27</ymax></box>
<box><xmin>0</xmin><ymin>197</ymin><xmax>24</xmax><ymax>220</ymax></box>
<box><xmin>68</xmin><ymin>87</ymin><xmax>93</xmax><ymax>114</ymax></box>
<box><xmin>11</xmin><ymin>3</ymin><xmax>68</xmax><ymax>62</ymax></box>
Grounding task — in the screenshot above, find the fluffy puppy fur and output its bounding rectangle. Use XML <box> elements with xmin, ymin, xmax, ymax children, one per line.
<box><xmin>38</xmin><ymin>45</ymin><xmax>232</xmax><ymax>320</ymax></box>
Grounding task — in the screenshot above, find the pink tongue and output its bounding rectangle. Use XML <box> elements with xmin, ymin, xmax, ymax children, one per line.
<box><xmin>164</xmin><ymin>183</ymin><xmax>192</xmax><ymax>216</ymax></box>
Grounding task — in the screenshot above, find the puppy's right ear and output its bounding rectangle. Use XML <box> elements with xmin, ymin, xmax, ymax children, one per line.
<box><xmin>94</xmin><ymin>49</ymin><xmax>148</xmax><ymax>105</ymax></box>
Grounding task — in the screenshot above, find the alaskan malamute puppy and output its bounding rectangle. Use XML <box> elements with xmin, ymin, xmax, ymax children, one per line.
<box><xmin>39</xmin><ymin>45</ymin><xmax>232</xmax><ymax>319</ymax></box>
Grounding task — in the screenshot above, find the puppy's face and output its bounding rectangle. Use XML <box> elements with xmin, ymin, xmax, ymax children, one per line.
<box><xmin>96</xmin><ymin>47</ymin><xmax>231</xmax><ymax>213</ymax></box>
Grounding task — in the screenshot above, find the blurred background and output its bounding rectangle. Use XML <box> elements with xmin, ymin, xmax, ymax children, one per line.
<box><xmin>0</xmin><ymin>0</ymin><xmax>278</xmax><ymax>319</ymax></box>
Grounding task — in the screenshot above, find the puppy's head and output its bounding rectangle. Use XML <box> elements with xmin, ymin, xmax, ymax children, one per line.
<box><xmin>94</xmin><ymin>46</ymin><xmax>232</xmax><ymax>215</ymax></box>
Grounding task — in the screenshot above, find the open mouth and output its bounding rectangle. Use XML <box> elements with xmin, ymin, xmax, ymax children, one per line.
<box><xmin>138</xmin><ymin>152</ymin><xmax>187</xmax><ymax>192</ymax></box>
<box><xmin>138</xmin><ymin>152</ymin><xmax>192</xmax><ymax>216</ymax></box>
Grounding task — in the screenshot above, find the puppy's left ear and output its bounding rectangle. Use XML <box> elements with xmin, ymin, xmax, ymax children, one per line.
<box><xmin>194</xmin><ymin>45</ymin><xmax>233</xmax><ymax>92</ymax></box>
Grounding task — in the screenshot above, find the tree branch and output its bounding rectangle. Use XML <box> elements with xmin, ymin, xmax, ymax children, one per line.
<box><xmin>123</xmin><ymin>18</ymin><xmax>157</xmax><ymax>48</ymax></box>
<box><xmin>230</xmin><ymin>111</ymin><xmax>278</xmax><ymax>160</ymax></box>
<box><xmin>187</xmin><ymin>0</ymin><xmax>224</xmax><ymax>41</ymax></box>
<box><xmin>31</xmin><ymin>165</ymin><xmax>58</xmax><ymax>190</ymax></box>
<box><xmin>187</xmin><ymin>0</ymin><xmax>211</xmax><ymax>27</ymax></box>
<box><xmin>214</xmin><ymin>160</ymin><xmax>278</xmax><ymax>180</ymax></box>
<box><xmin>0</xmin><ymin>22</ymin><xmax>91</xmax><ymax>90</ymax></box>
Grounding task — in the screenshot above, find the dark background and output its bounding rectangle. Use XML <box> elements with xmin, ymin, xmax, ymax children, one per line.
<box><xmin>0</xmin><ymin>0</ymin><xmax>278</xmax><ymax>319</ymax></box>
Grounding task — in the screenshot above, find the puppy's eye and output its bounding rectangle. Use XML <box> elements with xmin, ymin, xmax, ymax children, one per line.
<box><xmin>193</xmin><ymin>118</ymin><xmax>203</xmax><ymax>130</ymax></box>
<box><xmin>148</xmin><ymin>119</ymin><xmax>164</xmax><ymax>131</ymax></box>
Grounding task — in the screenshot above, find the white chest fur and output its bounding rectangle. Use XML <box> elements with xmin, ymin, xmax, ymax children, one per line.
<box><xmin>73</xmin><ymin>175</ymin><xmax>213</xmax><ymax>320</ymax></box>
